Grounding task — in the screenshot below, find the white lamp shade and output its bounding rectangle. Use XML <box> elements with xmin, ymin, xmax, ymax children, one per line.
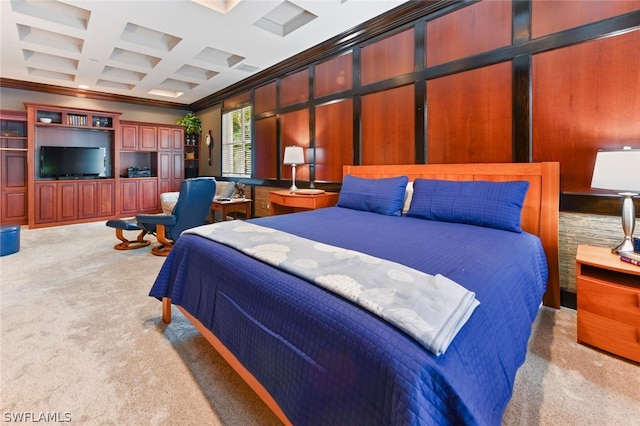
<box><xmin>591</xmin><ymin>148</ymin><xmax>640</xmax><ymax>192</ymax></box>
<box><xmin>283</xmin><ymin>146</ymin><xmax>305</xmax><ymax>165</ymax></box>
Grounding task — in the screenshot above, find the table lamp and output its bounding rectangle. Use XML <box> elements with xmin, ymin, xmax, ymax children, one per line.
<box><xmin>590</xmin><ymin>147</ymin><xmax>640</xmax><ymax>254</ymax></box>
<box><xmin>283</xmin><ymin>146</ymin><xmax>304</xmax><ymax>191</ymax></box>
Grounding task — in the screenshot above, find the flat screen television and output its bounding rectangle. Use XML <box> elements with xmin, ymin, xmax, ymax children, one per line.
<box><xmin>40</xmin><ymin>146</ymin><xmax>107</xmax><ymax>178</ymax></box>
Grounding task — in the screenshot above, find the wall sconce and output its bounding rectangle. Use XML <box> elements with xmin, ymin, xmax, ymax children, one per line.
<box><xmin>591</xmin><ymin>147</ymin><xmax>640</xmax><ymax>254</ymax></box>
<box><xmin>283</xmin><ymin>146</ymin><xmax>305</xmax><ymax>191</ymax></box>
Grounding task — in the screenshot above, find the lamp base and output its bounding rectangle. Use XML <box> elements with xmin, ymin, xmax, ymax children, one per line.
<box><xmin>611</xmin><ymin>238</ymin><xmax>636</xmax><ymax>255</ymax></box>
<box><xmin>289</xmin><ymin>184</ymin><xmax>298</xmax><ymax>192</ymax></box>
<box><xmin>612</xmin><ymin>192</ymin><xmax>638</xmax><ymax>255</ymax></box>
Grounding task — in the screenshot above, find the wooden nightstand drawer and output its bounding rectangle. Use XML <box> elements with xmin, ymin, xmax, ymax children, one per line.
<box><xmin>577</xmin><ymin>277</ymin><xmax>640</xmax><ymax>326</ymax></box>
<box><xmin>577</xmin><ymin>310</ymin><xmax>640</xmax><ymax>363</ymax></box>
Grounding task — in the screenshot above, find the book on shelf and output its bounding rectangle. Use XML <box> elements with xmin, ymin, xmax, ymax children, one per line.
<box><xmin>620</xmin><ymin>251</ymin><xmax>640</xmax><ymax>266</ymax></box>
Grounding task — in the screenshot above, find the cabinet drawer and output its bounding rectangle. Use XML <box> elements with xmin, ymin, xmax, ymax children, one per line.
<box><xmin>577</xmin><ymin>310</ymin><xmax>640</xmax><ymax>363</ymax></box>
<box><xmin>577</xmin><ymin>276</ymin><xmax>640</xmax><ymax>326</ymax></box>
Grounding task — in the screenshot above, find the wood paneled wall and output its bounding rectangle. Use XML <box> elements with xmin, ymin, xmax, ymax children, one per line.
<box><xmin>241</xmin><ymin>0</ymin><xmax>639</xmax><ymax>213</ymax></box>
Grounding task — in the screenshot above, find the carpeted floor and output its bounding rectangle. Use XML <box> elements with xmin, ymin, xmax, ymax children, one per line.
<box><xmin>1</xmin><ymin>221</ymin><xmax>639</xmax><ymax>425</ymax></box>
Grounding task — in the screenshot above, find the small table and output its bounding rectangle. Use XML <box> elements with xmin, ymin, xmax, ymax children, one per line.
<box><xmin>576</xmin><ymin>245</ymin><xmax>640</xmax><ymax>363</ymax></box>
<box><xmin>269</xmin><ymin>190</ymin><xmax>339</xmax><ymax>215</ymax></box>
<box><xmin>211</xmin><ymin>198</ymin><xmax>252</xmax><ymax>221</ymax></box>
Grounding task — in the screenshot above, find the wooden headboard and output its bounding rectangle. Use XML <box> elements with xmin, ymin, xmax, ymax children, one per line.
<box><xmin>343</xmin><ymin>163</ymin><xmax>560</xmax><ymax>308</ymax></box>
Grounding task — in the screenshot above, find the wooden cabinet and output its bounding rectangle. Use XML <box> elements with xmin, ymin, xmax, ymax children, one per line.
<box><xmin>158</xmin><ymin>151</ymin><xmax>184</xmax><ymax>194</ymax></box>
<box><xmin>0</xmin><ymin>110</ymin><xmax>28</xmax><ymax>225</ymax></box>
<box><xmin>34</xmin><ymin>180</ymin><xmax>115</xmax><ymax>225</ymax></box>
<box><xmin>120</xmin><ymin>121</ymin><xmax>183</xmax><ymax>211</ymax></box>
<box><xmin>158</xmin><ymin>126</ymin><xmax>183</xmax><ymax>151</ymax></box>
<box><xmin>120</xmin><ymin>122</ymin><xmax>157</xmax><ymax>151</ymax></box>
<box><xmin>25</xmin><ymin>103</ymin><xmax>120</xmax><ymax>228</ymax></box>
<box><xmin>269</xmin><ymin>190</ymin><xmax>339</xmax><ymax>215</ymax></box>
<box><xmin>78</xmin><ymin>180</ymin><xmax>115</xmax><ymax>219</ymax></box>
<box><xmin>120</xmin><ymin>178</ymin><xmax>158</xmax><ymax>215</ymax></box>
<box><xmin>34</xmin><ymin>181</ymin><xmax>78</xmax><ymax>224</ymax></box>
<box><xmin>576</xmin><ymin>245</ymin><xmax>640</xmax><ymax>362</ymax></box>
<box><xmin>158</xmin><ymin>126</ymin><xmax>184</xmax><ymax>193</ymax></box>
<box><xmin>23</xmin><ymin>105</ymin><xmax>184</xmax><ymax>228</ymax></box>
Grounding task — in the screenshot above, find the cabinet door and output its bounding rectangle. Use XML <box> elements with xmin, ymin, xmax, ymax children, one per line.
<box><xmin>120</xmin><ymin>180</ymin><xmax>139</xmax><ymax>215</ymax></box>
<box><xmin>2</xmin><ymin>190</ymin><xmax>27</xmax><ymax>224</ymax></box>
<box><xmin>77</xmin><ymin>181</ymin><xmax>113</xmax><ymax>219</ymax></box>
<box><xmin>97</xmin><ymin>180</ymin><xmax>115</xmax><ymax>216</ymax></box>
<box><xmin>172</xmin><ymin>128</ymin><xmax>183</xmax><ymax>150</ymax></box>
<box><xmin>139</xmin><ymin>125</ymin><xmax>157</xmax><ymax>151</ymax></box>
<box><xmin>120</xmin><ymin>123</ymin><xmax>138</xmax><ymax>150</ymax></box>
<box><xmin>158</xmin><ymin>180</ymin><xmax>171</xmax><ymax>195</ymax></box>
<box><xmin>158</xmin><ymin>152</ymin><xmax>171</xmax><ymax>180</ymax></box>
<box><xmin>78</xmin><ymin>182</ymin><xmax>97</xmax><ymax>219</ymax></box>
<box><xmin>172</xmin><ymin>152</ymin><xmax>184</xmax><ymax>191</ymax></box>
<box><xmin>139</xmin><ymin>179</ymin><xmax>158</xmax><ymax>212</ymax></box>
<box><xmin>57</xmin><ymin>182</ymin><xmax>78</xmax><ymax>221</ymax></box>
<box><xmin>35</xmin><ymin>183</ymin><xmax>57</xmax><ymax>224</ymax></box>
<box><xmin>158</xmin><ymin>127</ymin><xmax>172</xmax><ymax>151</ymax></box>
<box><xmin>1</xmin><ymin>150</ymin><xmax>27</xmax><ymax>224</ymax></box>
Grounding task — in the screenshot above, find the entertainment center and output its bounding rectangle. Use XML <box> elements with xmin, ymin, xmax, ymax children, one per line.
<box><xmin>22</xmin><ymin>103</ymin><xmax>186</xmax><ymax>228</ymax></box>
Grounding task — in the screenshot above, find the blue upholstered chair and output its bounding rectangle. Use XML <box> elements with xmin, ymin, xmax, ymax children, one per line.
<box><xmin>136</xmin><ymin>177</ymin><xmax>216</xmax><ymax>256</ymax></box>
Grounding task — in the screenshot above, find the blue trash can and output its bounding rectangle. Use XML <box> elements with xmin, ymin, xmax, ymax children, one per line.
<box><xmin>0</xmin><ymin>225</ymin><xmax>20</xmax><ymax>256</ymax></box>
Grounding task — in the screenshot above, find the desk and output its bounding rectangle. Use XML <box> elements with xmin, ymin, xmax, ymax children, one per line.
<box><xmin>269</xmin><ymin>190</ymin><xmax>339</xmax><ymax>215</ymax></box>
<box><xmin>211</xmin><ymin>198</ymin><xmax>252</xmax><ymax>221</ymax></box>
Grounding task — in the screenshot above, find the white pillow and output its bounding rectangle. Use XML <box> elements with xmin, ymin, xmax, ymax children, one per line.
<box><xmin>402</xmin><ymin>181</ymin><xmax>413</xmax><ymax>214</ymax></box>
<box><xmin>215</xmin><ymin>181</ymin><xmax>236</xmax><ymax>199</ymax></box>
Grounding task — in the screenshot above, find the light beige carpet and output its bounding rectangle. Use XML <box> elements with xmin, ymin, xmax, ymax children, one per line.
<box><xmin>1</xmin><ymin>221</ymin><xmax>639</xmax><ymax>425</ymax></box>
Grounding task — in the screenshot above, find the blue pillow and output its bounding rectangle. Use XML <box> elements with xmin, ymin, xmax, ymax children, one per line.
<box><xmin>406</xmin><ymin>179</ymin><xmax>530</xmax><ymax>232</ymax></box>
<box><xmin>338</xmin><ymin>174</ymin><xmax>409</xmax><ymax>216</ymax></box>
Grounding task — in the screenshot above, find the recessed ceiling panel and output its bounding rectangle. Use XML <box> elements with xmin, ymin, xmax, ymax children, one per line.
<box><xmin>148</xmin><ymin>89</ymin><xmax>184</xmax><ymax>99</ymax></box>
<box><xmin>194</xmin><ymin>47</ymin><xmax>244</xmax><ymax>68</ymax></box>
<box><xmin>175</xmin><ymin>64</ymin><xmax>218</xmax><ymax>81</ymax></box>
<box><xmin>159</xmin><ymin>78</ymin><xmax>199</xmax><ymax>92</ymax></box>
<box><xmin>16</xmin><ymin>24</ymin><xmax>83</xmax><ymax>53</ymax></box>
<box><xmin>234</xmin><ymin>63</ymin><xmax>261</xmax><ymax>73</ymax></box>
<box><xmin>109</xmin><ymin>48</ymin><xmax>161</xmax><ymax>70</ymax></box>
<box><xmin>121</xmin><ymin>23</ymin><xmax>182</xmax><ymax>52</ymax></box>
<box><xmin>191</xmin><ymin>0</ymin><xmax>242</xmax><ymax>14</ymax></box>
<box><xmin>254</xmin><ymin>1</ymin><xmax>317</xmax><ymax>37</ymax></box>
<box><xmin>10</xmin><ymin>0</ymin><xmax>90</xmax><ymax>30</ymax></box>
<box><xmin>23</xmin><ymin>49</ymin><xmax>78</xmax><ymax>72</ymax></box>
<box><xmin>101</xmin><ymin>66</ymin><xmax>146</xmax><ymax>82</ymax></box>
<box><xmin>96</xmin><ymin>79</ymin><xmax>135</xmax><ymax>91</ymax></box>
<box><xmin>27</xmin><ymin>67</ymin><xmax>75</xmax><ymax>82</ymax></box>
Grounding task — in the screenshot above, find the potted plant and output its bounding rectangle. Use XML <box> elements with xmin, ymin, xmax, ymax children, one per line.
<box><xmin>176</xmin><ymin>112</ymin><xmax>202</xmax><ymax>135</ymax></box>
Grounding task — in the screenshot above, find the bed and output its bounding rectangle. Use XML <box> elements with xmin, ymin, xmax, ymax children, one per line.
<box><xmin>150</xmin><ymin>162</ymin><xmax>560</xmax><ymax>425</ymax></box>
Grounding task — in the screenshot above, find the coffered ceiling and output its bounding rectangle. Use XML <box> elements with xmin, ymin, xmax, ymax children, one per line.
<box><xmin>1</xmin><ymin>0</ymin><xmax>409</xmax><ymax>106</ymax></box>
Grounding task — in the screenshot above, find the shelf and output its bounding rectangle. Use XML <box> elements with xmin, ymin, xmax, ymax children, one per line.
<box><xmin>35</xmin><ymin>110</ymin><xmax>115</xmax><ymax>129</ymax></box>
<box><xmin>1</xmin><ymin>119</ymin><xmax>26</xmax><ymax>138</ymax></box>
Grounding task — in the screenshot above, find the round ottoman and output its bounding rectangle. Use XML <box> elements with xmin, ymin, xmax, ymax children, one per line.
<box><xmin>0</xmin><ymin>225</ymin><xmax>20</xmax><ymax>256</ymax></box>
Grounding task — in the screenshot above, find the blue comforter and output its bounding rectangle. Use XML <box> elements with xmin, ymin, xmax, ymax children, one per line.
<box><xmin>150</xmin><ymin>206</ymin><xmax>548</xmax><ymax>425</ymax></box>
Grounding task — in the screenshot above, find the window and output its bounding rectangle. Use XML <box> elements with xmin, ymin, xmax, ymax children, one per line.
<box><xmin>222</xmin><ymin>105</ymin><xmax>252</xmax><ymax>177</ymax></box>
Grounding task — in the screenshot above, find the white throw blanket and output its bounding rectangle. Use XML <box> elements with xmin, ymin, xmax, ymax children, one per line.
<box><xmin>186</xmin><ymin>221</ymin><xmax>480</xmax><ymax>356</ymax></box>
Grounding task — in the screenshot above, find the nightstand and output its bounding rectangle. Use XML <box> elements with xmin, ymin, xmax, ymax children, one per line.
<box><xmin>269</xmin><ymin>190</ymin><xmax>339</xmax><ymax>215</ymax></box>
<box><xmin>576</xmin><ymin>245</ymin><xmax>640</xmax><ymax>362</ymax></box>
